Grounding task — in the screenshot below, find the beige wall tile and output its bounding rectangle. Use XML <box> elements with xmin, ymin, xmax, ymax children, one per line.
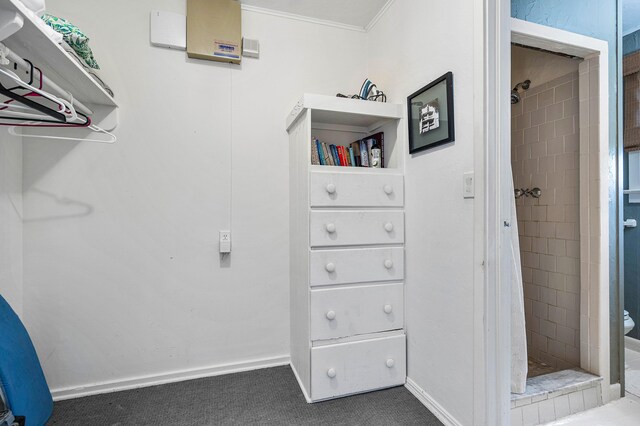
<box><xmin>555</xmin><ymin>81</ymin><xmax>573</xmax><ymax>103</ymax></box>
<box><xmin>512</xmin><ymin>70</ymin><xmax>582</xmax><ymax>369</ymax></box>
<box><xmin>539</xmin><ymin>88</ymin><xmax>554</xmax><ymax>107</ymax></box>
<box><xmin>546</xmin><ymin>102</ymin><xmax>564</xmax><ymax>121</ymax></box>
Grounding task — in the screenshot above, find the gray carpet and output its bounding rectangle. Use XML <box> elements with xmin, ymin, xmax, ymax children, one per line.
<box><xmin>48</xmin><ymin>366</ymin><xmax>442</xmax><ymax>425</ymax></box>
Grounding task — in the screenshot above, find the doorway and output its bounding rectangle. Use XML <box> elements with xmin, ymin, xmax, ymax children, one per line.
<box><xmin>506</xmin><ymin>18</ymin><xmax>611</xmax><ymax>425</ymax></box>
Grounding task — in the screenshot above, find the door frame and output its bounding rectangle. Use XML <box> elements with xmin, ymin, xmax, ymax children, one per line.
<box><xmin>481</xmin><ymin>11</ymin><xmax>611</xmax><ymax>424</ymax></box>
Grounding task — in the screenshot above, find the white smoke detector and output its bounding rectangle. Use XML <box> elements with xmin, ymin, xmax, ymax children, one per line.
<box><xmin>150</xmin><ymin>10</ymin><xmax>186</xmax><ymax>51</ymax></box>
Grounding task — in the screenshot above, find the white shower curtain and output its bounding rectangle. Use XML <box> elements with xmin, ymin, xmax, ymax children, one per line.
<box><xmin>510</xmin><ymin>179</ymin><xmax>528</xmax><ymax>394</ymax></box>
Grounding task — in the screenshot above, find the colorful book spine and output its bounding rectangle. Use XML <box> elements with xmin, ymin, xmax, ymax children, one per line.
<box><xmin>352</xmin><ymin>142</ymin><xmax>361</xmax><ymax>167</ymax></box>
<box><xmin>360</xmin><ymin>140</ymin><xmax>369</xmax><ymax>167</ymax></box>
<box><xmin>315</xmin><ymin>139</ymin><xmax>324</xmax><ymax>165</ymax></box>
<box><xmin>311</xmin><ymin>138</ymin><xmax>320</xmax><ymax>165</ymax></box>
<box><xmin>330</xmin><ymin>145</ymin><xmax>340</xmax><ymax>166</ymax></box>
<box><xmin>349</xmin><ymin>147</ymin><xmax>355</xmax><ymax>167</ymax></box>
<box><xmin>380</xmin><ymin>133</ymin><xmax>385</xmax><ymax>168</ymax></box>
<box><xmin>322</xmin><ymin>142</ymin><xmax>333</xmax><ymax>166</ymax></box>
<box><xmin>339</xmin><ymin>146</ymin><xmax>347</xmax><ymax>166</ymax></box>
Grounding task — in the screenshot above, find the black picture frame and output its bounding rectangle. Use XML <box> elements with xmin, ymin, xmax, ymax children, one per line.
<box><xmin>407</xmin><ymin>72</ymin><xmax>455</xmax><ymax>154</ymax></box>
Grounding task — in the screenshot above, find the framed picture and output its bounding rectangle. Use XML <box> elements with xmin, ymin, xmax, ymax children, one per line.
<box><xmin>407</xmin><ymin>72</ymin><xmax>455</xmax><ymax>154</ymax></box>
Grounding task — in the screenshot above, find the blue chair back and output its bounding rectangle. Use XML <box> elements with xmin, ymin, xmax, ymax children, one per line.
<box><xmin>0</xmin><ymin>296</ymin><xmax>52</xmax><ymax>426</ymax></box>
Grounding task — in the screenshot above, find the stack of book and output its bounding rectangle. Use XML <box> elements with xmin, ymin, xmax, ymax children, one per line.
<box><xmin>311</xmin><ymin>132</ymin><xmax>384</xmax><ymax>168</ymax></box>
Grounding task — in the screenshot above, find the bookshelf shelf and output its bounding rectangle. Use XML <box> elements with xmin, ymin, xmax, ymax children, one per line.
<box><xmin>309</xmin><ymin>165</ymin><xmax>401</xmax><ymax>174</ymax></box>
<box><xmin>286</xmin><ymin>94</ymin><xmax>403</xmax><ymax>132</ymax></box>
<box><xmin>286</xmin><ymin>94</ymin><xmax>404</xmax><ymax>171</ymax></box>
<box><xmin>287</xmin><ymin>94</ymin><xmax>406</xmax><ymax>402</ymax></box>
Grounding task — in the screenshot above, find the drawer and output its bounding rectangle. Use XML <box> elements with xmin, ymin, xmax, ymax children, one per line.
<box><xmin>309</xmin><ymin>211</ymin><xmax>404</xmax><ymax>247</ymax></box>
<box><xmin>310</xmin><ymin>172</ymin><xmax>404</xmax><ymax>207</ymax></box>
<box><xmin>310</xmin><ymin>247</ymin><xmax>404</xmax><ymax>287</ymax></box>
<box><xmin>310</xmin><ymin>334</ymin><xmax>406</xmax><ymax>401</ymax></box>
<box><xmin>310</xmin><ymin>283</ymin><xmax>404</xmax><ymax>340</ymax></box>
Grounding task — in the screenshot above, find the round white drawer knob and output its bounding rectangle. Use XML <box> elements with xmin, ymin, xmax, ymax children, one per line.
<box><xmin>326</xmin><ymin>223</ymin><xmax>336</xmax><ymax>233</ymax></box>
<box><xmin>384</xmin><ymin>304</ymin><xmax>393</xmax><ymax>314</ymax></box>
<box><xmin>326</xmin><ymin>183</ymin><xmax>336</xmax><ymax>194</ymax></box>
<box><xmin>325</xmin><ymin>262</ymin><xmax>336</xmax><ymax>273</ymax></box>
<box><xmin>386</xmin><ymin>359</ymin><xmax>395</xmax><ymax>368</ymax></box>
<box><xmin>384</xmin><ymin>222</ymin><xmax>394</xmax><ymax>232</ymax></box>
<box><xmin>327</xmin><ymin>368</ymin><xmax>337</xmax><ymax>378</ymax></box>
<box><xmin>383</xmin><ymin>184</ymin><xmax>393</xmax><ymax>195</ymax></box>
<box><xmin>326</xmin><ymin>310</ymin><xmax>336</xmax><ymax>320</ymax></box>
<box><xmin>384</xmin><ymin>259</ymin><xmax>393</xmax><ymax>269</ymax></box>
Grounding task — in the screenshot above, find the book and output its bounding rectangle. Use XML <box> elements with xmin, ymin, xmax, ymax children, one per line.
<box><xmin>366</xmin><ymin>139</ymin><xmax>374</xmax><ymax>167</ymax></box>
<box><xmin>350</xmin><ymin>132</ymin><xmax>385</xmax><ymax>168</ymax></box>
<box><xmin>312</xmin><ymin>139</ymin><xmax>321</xmax><ymax>165</ymax></box>
<box><xmin>330</xmin><ymin>144</ymin><xmax>340</xmax><ymax>166</ymax></box>
<box><xmin>315</xmin><ymin>133</ymin><xmax>384</xmax><ymax>168</ymax></box>
<box><xmin>322</xmin><ymin>142</ymin><xmax>333</xmax><ymax>166</ymax></box>
<box><xmin>338</xmin><ymin>146</ymin><xmax>347</xmax><ymax>167</ymax></box>
<box><xmin>367</xmin><ymin>132</ymin><xmax>385</xmax><ymax>168</ymax></box>
<box><xmin>351</xmin><ymin>142</ymin><xmax>361</xmax><ymax>167</ymax></box>
<box><xmin>315</xmin><ymin>139</ymin><xmax>324</xmax><ymax>165</ymax></box>
<box><xmin>360</xmin><ymin>140</ymin><xmax>369</xmax><ymax>167</ymax></box>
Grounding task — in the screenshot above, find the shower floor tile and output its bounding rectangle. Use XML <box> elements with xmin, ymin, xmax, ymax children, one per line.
<box><xmin>528</xmin><ymin>357</ymin><xmax>559</xmax><ymax>378</ymax></box>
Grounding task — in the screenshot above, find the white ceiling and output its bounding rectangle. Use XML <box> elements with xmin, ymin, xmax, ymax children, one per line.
<box><xmin>624</xmin><ymin>0</ymin><xmax>640</xmax><ymax>35</ymax></box>
<box><xmin>240</xmin><ymin>0</ymin><xmax>390</xmax><ymax>29</ymax></box>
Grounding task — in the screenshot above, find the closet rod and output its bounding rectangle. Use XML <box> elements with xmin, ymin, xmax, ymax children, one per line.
<box><xmin>0</xmin><ymin>43</ymin><xmax>93</xmax><ymax>116</ymax></box>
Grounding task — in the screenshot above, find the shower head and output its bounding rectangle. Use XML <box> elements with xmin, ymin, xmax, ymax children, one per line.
<box><xmin>511</xmin><ymin>79</ymin><xmax>531</xmax><ymax>104</ymax></box>
<box><xmin>514</xmin><ymin>80</ymin><xmax>531</xmax><ymax>91</ymax></box>
<box><xmin>511</xmin><ymin>90</ymin><xmax>521</xmax><ymax>104</ymax></box>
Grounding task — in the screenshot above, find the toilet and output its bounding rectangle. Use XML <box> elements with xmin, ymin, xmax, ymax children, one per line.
<box><xmin>625</xmin><ymin>310</ymin><xmax>635</xmax><ymax>335</ymax></box>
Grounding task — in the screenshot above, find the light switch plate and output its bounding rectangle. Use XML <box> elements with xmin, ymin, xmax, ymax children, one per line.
<box><xmin>219</xmin><ymin>230</ymin><xmax>231</xmax><ymax>253</ymax></box>
<box><xmin>463</xmin><ymin>172</ymin><xmax>474</xmax><ymax>198</ymax></box>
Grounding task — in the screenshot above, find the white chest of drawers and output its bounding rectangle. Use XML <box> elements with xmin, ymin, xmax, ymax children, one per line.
<box><xmin>287</xmin><ymin>94</ymin><xmax>406</xmax><ymax>402</ymax></box>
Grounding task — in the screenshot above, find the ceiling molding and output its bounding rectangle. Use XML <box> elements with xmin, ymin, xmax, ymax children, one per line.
<box><xmin>364</xmin><ymin>0</ymin><xmax>395</xmax><ymax>32</ymax></box>
<box><xmin>240</xmin><ymin>4</ymin><xmax>367</xmax><ymax>33</ymax></box>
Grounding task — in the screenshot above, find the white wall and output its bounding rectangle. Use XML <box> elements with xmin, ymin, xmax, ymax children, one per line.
<box><xmin>0</xmin><ymin>132</ymin><xmax>23</xmax><ymax>317</ymax></box>
<box><xmin>23</xmin><ymin>0</ymin><xmax>368</xmax><ymax>393</ymax></box>
<box><xmin>367</xmin><ymin>1</ymin><xmax>478</xmax><ymax>424</ymax></box>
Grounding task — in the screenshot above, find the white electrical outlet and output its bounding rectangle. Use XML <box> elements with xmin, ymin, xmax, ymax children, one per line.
<box><xmin>219</xmin><ymin>230</ymin><xmax>231</xmax><ymax>253</ymax></box>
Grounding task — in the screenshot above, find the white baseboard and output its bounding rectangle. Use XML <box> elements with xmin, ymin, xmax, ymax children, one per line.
<box><xmin>289</xmin><ymin>362</ymin><xmax>312</xmax><ymax>403</ymax></box>
<box><xmin>626</xmin><ymin>336</ymin><xmax>640</xmax><ymax>353</ymax></box>
<box><xmin>405</xmin><ymin>378</ymin><xmax>462</xmax><ymax>426</ymax></box>
<box><xmin>51</xmin><ymin>354</ymin><xmax>290</xmax><ymax>401</ymax></box>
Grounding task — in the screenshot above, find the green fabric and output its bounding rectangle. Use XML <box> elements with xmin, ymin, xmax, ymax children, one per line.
<box><xmin>41</xmin><ymin>14</ymin><xmax>100</xmax><ymax>69</ymax></box>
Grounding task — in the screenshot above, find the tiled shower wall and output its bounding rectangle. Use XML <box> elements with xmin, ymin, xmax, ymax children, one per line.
<box><xmin>512</xmin><ymin>71</ymin><xmax>581</xmax><ymax>370</ymax></box>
